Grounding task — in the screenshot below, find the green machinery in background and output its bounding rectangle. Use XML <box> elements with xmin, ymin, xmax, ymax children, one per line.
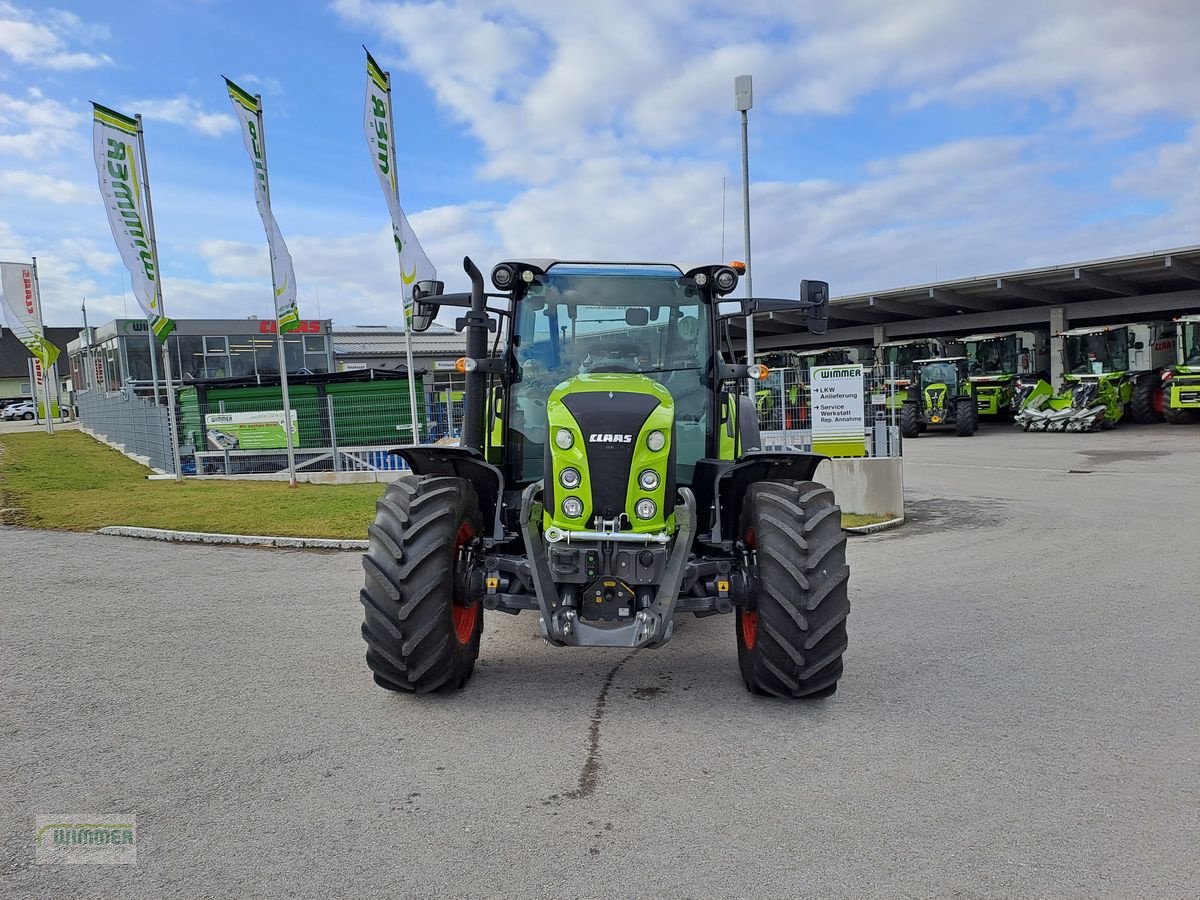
<box><xmin>875</xmin><ymin>337</ymin><xmax>962</xmax><ymax>408</ymax></box>
<box><xmin>960</xmin><ymin>329</ymin><xmax>1050</xmax><ymax>417</ymax></box>
<box><xmin>1014</xmin><ymin>321</ymin><xmax>1177</xmax><ymax>432</ymax></box>
<box><xmin>1163</xmin><ymin>315</ymin><xmax>1200</xmax><ymax>425</ymax></box>
<box><xmin>900</xmin><ymin>357</ymin><xmax>978</xmax><ymax>438</ymax></box>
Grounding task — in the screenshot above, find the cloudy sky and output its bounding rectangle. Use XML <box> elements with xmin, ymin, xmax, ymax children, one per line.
<box><xmin>1</xmin><ymin>0</ymin><xmax>1197</xmax><ymax>329</ymax></box>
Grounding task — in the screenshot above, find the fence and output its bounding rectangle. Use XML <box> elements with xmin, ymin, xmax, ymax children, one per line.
<box><xmin>182</xmin><ymin>383</ymin><xmax>439</xmax><ymax>476</ymax></box>
<box><xmin>752</xmin><ymin>364</ymin><xmax>903</xmax><ymax>458</ymax></box>
<box><xmin>77</xmin><ymin>389</ymin><xmax>176</xmax><ymax>472</ymax></box>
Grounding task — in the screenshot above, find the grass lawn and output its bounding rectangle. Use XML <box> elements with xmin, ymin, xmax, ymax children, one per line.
<box><xmin>841</xmin><ymin>512</ymin><xmax>898</xmax><ymax>528</ymax></box>
<box><xmin>0</xmin><ymin>431</ymin><xmax>385</xmax><ymax>539</ymax></box>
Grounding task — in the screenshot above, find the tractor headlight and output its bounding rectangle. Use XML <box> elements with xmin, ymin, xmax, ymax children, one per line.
<box><xmin>634</xmin><ymin>498</ymin><xmax>657</xmax><ymax>520</ymax></box>
<box><xmin>561</xmin><ymin>497</ymin><xmax>584</xmax><ymax>519</ymax></box>
<box><xmin>555</xmin><ymin>428</ymin><xmax>574</xmax><ymax>449</ymax></box>
<box><xmin>559</xmin><ymin>467</ymin><xmax>581</xmax><ymax>489</ymax></box>
<box><xmin>714</xmin><ymin>266</ymin><xmax>738</xmax><ymax>294</ymax></box>
<box><xmin>491</xmin><ymin>264</ymin><xmax>516</xmax><ymax>290</ymax></box>
<box><xmin>646</xmin><ymin>430</ymin><xmax>665</xmax><ymax>452</ymax></box>
<box><xmin>638</xmin><ymin>469</ymin><xmax>659</xmax><ymax>490</ymax></box>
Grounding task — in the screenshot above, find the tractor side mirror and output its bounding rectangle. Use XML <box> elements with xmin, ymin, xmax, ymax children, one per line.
<box><xmin>410</xmin><ymin>280</ymin><xmax>444</xmax><ymax>333</ymax></box>
<box><xmin>739</xmin><ymin>280</ymin><xmax>830</xmax><ymax>335</ymax></box>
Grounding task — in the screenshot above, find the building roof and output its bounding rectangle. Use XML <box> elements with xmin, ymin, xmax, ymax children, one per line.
<box><xmin>332</xmin><ymin>324</ymin><xmax>465</xmax><ymax>357</ymax></box>
<box><xmin>732</xmin><ymin>245</ymin><xmax>1200</xmax><ymax>346</ymax></box>
<box><xmin>0</xmin><ymin>327</ymin><xmax>80</xmax><ymax>378</ymax></box>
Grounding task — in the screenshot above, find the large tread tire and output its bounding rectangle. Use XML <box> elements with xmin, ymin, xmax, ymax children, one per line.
<box><xmin>1163</xmin><ymin>402</ymin><xmax>1200</xmax><ymax>425</ymax></box>
<box><xmin>1128</xmin><ymin>377</ymin><xmax>1163</xmax><ymax>424</ymax></box>
<box><xmin>360</xmin><ymin>476</ymin><xmax>484</xmax><ymax>694</ymax></box>
<box><xmin>736</xmin><ymin>481</ymin><xmax>850</xmax><ymax>698</ymax></box>
<box><xmin>955</xmin><ymin>397</ymin><xmax>978</xmax><ymax>436</ymax></box>
<box><xmin>900</xmin><ymin>403</ymin><xmax>921</xmax><ymax>438</ymax></box>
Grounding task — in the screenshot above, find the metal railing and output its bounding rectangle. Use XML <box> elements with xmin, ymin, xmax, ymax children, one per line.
<box><xmin>753</xmin><ymin>364</ymin><xmax>903</xmax><ymax>458</ymax></box>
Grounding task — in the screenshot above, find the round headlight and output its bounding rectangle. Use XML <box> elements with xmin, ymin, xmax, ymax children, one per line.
<box><xmin>555</xmin><ymin>428</ymin><xmax>574</xmax><ymax>449</ymax></box>
<box><xmin>559</xmin><ymin>467</ymin><xmax>581</xmax><ymax>489</ymax></box>
<box><xmin>646</xmin><ymin>430</ymin><xmax>665</xmax><ymax>452</ymax></box>
<box><xmin>634</xmin><ymin>498</ymin><xmax>657</xmax><ymax>520</ymax></box>
<box><xmin>638</xmin><ymin>469</ymin><xmax>659</xmax><ymax>490</ymax></box>
<box><xmin>714</xmin><ymin>266</ymin><xmax>738</xmax><ymax>294</ymax></box>
<box><xmin>694</xmin><ymin>272</ymin><xmax>708</xmax><ymax>286</ymax></box>
<box><xmin>521</xmin><ymin>269</ymin><xmax>535</xmax><ymax>283</ymax></box>
<box><xmin>561</xmin><ymin>497</ymin><xmax>583</xmax><ymax>519</ymax></box>
<box><xmin>491</xmin><ymin>264</ymin><xmax>515</xmax><ymax>290</ymax></box>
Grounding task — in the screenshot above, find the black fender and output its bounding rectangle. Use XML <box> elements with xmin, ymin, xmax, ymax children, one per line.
<box><xmin>387</xmin><ymin>446</ymin><xmax>505</xmax><ymax>541</ymax></box>
<box><xmin>694</xmin><ymin>451</ymin><xmax>828</xmax><ymax>546</ymax></box>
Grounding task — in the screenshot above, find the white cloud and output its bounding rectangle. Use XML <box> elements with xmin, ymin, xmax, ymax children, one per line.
<box><xmin>0</xmin><ymin>2</ymin><xmax>113</xmax><ymax>71</ymax></box>
<box><xmin>125</xmin><ymin>95</ymin><xmax>236</xmax><ymax>137</ymax></box>
<box><xmin>0</xmin><ymin>89</ymin><xmax>86</xmax><ymax>158</ymax></box>
<box><xmin>0</xmin><ymin>169</ymin><xmax>91</xmax><ymax>204</ymax></box>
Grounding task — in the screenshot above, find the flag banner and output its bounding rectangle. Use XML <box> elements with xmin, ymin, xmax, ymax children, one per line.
<box><xmin>0</xmin><ymin>262</ymin><xmax>59</xmax><ymax>368</ymax></box>
<box><xmin>92</xmin><ymin>103</ymin><xmax>175</xmax><ymax>342</ymax></box>
<box><xmin>225</xmin><ymin>79</ymin><xmax>301</xmax><ymax>334</ymax></box>
<box><xmin>365</xmin><ymin>48</ymin><xmax>435</xmax><ymax>319</ymax></box>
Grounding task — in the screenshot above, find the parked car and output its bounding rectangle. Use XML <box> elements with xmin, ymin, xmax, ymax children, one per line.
<box><xmin>2</xmin><ymin>400</ymin><xmax>36</xmax><ymax>421</ymax></box>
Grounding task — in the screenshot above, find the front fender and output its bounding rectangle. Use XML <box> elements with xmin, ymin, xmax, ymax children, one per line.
<box><xmin>388</xmin><ymin>445</ymin><xmax>506</xmax><ymax>541</ymax></box>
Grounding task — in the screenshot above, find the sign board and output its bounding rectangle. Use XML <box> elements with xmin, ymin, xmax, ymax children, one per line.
<box><xmin>433</xmin><ymin>360</ymin><xmax>459</xmax><ymax>371</ymax></box>
<box><xmin>810</xmin><ymin>365</ymin><xmax>866</xmax><ymax>457</ymax></box>
<box><xmin>204</xmin><ymin>409</ymin><xmax>298</xmax><ymax>451</ymax></box>
<box><xmin>340</xmin><ymin>362</ymin><xmax>368</xmax><ymax>372</ymax></box>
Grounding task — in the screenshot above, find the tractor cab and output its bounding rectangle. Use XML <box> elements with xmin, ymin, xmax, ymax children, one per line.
<box><xmin>1064</xmin><ymin>326</ymin><xmax>1130</xmax><ymax>377</ymax></box>
<box><xmin>961</xmin><ymin>330</ymin><xmax>1050</xmax><ymax>416</ymax></box>
<box><xmin>1164</xmin><ymin>315</ymin><xmax>1200</xmax><ymax>424</ymax></box>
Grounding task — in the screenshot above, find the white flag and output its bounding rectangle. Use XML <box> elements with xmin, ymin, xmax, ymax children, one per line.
<box><xmin>92</xmin><ymin>103</ymin><xmax>174</xmax><ymax>342</ymax></box>
<box><xmin>0</xmin><ymin>262</ymin><xmax>59</xmax><ymax>368</ymax></box>
<box><xmin>365</xmin><ymin>49</ymin><xmax>436</xmax><ymax>317</ymax></box>
<box><xmin>225</xmin><ymin>79</ymin><xmax>301</xmax><ymax>334</ymax></box>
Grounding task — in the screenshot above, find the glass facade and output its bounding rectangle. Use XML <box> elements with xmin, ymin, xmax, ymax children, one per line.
<box><xmin>70</xmin><ymin>322</ymin><xmax>332</xmax><ymax>393</ymax></box>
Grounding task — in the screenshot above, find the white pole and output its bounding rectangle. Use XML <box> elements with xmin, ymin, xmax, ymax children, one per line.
<box><xmin>147</xmin><ymin>314</ymin><xmax>161</xmax><ymax>405</ymax></box>
<box><xmin>384</xmin><ymin>69</ymin><xmax>423</xmax><ymax>445</ymax></box>
<box><xmin>135</xmin><ymin>114</ymin><xmax>184</xmax><ymax>482</ymax></box>
<box><xmin>30</xmin><ymin>258</ymin><xmax>54</xmax><ymax>435</ymax></box>
<box><xmin>254</xmin><ymin>95</ymin><xmax>300</xmax><ymax>487</ymax></box>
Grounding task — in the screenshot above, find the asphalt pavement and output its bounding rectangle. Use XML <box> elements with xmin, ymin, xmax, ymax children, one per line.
<box><xmin>2</xmin><ymin>423</ymin><xmax>1198</xmax><ymax>898</ymax></box>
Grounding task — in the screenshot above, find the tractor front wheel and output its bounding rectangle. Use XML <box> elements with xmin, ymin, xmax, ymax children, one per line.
<box><xmin>1163</xmin><ymin>401</ymin><xmax>1199</xmax><ymax>425</ymax></box>
<box><xmin>955</xmin><ymin>397</ymin><xmax>978</xmax><ymax>436</ymax></box>
<box><xmin>1128</xmin><ymin>377</ymin><xmax>1164</xmax><ymax>424</ymax></box>
<box><xmin>736</xmin><ymin>481</ymin><xmax>850</xmax><ymax>698</ymax></box>
<box><xmin>360</xmin><ymin>476</ymin><xmax>484</xmax><ymax>693</ymax></box>
<box><xmin>900</xmin><ymin>403</ymin><xmax>921</xmax><ymax>438</ymax></box>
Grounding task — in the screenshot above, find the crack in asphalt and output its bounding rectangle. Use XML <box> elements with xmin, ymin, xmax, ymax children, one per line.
<box><xmin>562</xmin><ymin>652</ymin><xmax>636</xmax><ymax>801</ymax></box>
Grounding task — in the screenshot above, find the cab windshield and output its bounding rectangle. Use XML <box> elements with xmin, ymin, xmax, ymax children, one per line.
<box><xmin>1066</xmin><ymin>330</ymin><xmax>1128</xmax><ymax>374</ymax></box>
<box><xmin>1183</xmin><ymin>323</ymin><xmax>1200</xmax><ymax>366</ymax></box>
<box><xmin>882</xmin><ymin>343</ymin><xmax>934</xmax><ymax>379</ymax></box>
<box><xmin>509</xmin><ymin>266</ymin><xmax>710</xmax><ymax>483</ymax></box>
<box><xmin>919</xmin><ymin>362</ymin><xmax>960</xmax><ymax>387</ymax></box>
<box><xmin>966</xmin><ymin>336</ymin><xmax>1017</xmax><ymax>376</ymax></box>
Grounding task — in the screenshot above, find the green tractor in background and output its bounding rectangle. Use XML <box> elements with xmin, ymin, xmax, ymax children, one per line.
<box><xmin>961</xmin><ymin>329</ymin><xmax>1050</xmax><ymax>417</ymax></box>
<box><xmin>876</xmin><ymin>337</ymin><xmax>962</xmax><ymax>408</ymax></box>
<box><xmin>1163</xmin><ymin>315</ymin><xmax>1200</xmax><ymax>425</ymax></box>
<box><xmin>359</xmin><ymin>257</ymin><xmax>849</xmax><ymax>699</ymax></box>
<box><xmin>1014</xmin><ymin>321</ymin><xmax>1176</xmax><ymax>432</ymax></box>
<box><xmin>900</xmin><ymin>357</ymin><xmax>979</xmax><ymax>437</ymax></box>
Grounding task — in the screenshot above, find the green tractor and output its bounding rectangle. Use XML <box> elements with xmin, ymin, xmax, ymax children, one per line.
<box><xmin>961</xmin><ymin>329</ymin><xmax>1050</xmax><ymax>417</ymax></box>
<box><xmin>876</xmin><ymin>337</ymin><xmax>961</xmax><ymax>408</ymax></box>
<box><xmin>1014</xmin><ymin>321</ymin><xmax>1176</xmax><ymax>431</ymax></box>
<box><xmin>900</xmin><ymin>357</ymin><xmax>979</xmax><ymax>437</ymax></box>
<box><xmin>359</xmin><ymin>258</ymin><xmax>849</xmax><ymax>698</ymax></box>
<box><xmin>1163</xmin><ymin>315</ymin><xmax>1200</xmax><ymax>425</ymax></box>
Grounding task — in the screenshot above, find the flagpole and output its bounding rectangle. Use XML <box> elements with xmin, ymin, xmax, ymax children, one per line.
<box><xmin>30</xmin><ymin>257</ymin><xmax>54</xmax><ymax>436</ymax></box>
<box><xmin>254</xmin><ymin>95</ymin><xmax>300</xmax><ymax>488</ymax></box>
<box><xmin>383</xmin><ymin>68</ymin><xmax>422</xmax><ymax>445</ymax></box>
<box><xmin>135</xmin><ymin>114</ymin><xmax>184</xmax><ymax>482</ymax></box>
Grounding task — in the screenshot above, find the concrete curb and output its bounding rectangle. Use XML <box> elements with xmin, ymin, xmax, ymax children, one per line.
<box><xmin>843</xmin><ymin>515</ymin><xmax>905</xmax><ymax>535</ymax></box>
<box><xmin>97</xmin><ymin>525</ymin><xmax>367</xmax><ymax>551</ymax></box>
